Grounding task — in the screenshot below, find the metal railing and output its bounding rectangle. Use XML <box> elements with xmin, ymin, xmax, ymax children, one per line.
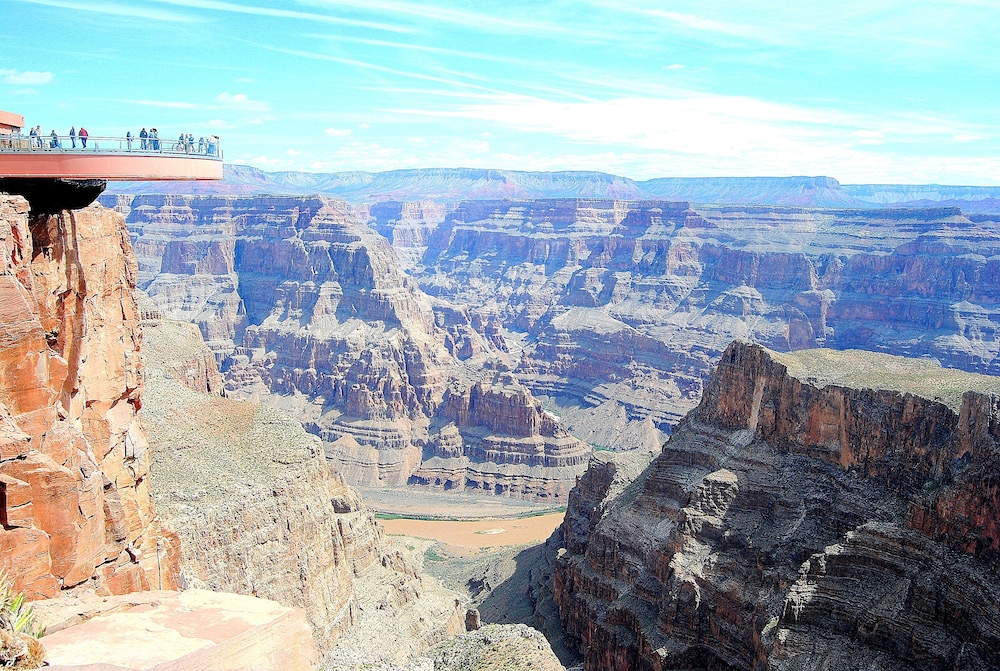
<box><xmin>0</xmin><ymin>133</ymin><xmax>223</xmax><ymax>159</ymax></box>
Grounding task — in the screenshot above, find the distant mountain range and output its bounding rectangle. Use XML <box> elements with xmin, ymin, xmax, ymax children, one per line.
<box><xmin>105</xmin><ymin>164</ymin><xmax>1000</xmax><ymax>210</ymax></box>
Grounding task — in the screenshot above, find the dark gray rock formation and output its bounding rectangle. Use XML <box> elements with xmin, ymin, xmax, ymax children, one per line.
<box><xmin>553</xmin><ymin>342</ymin><xmax>1000</xmax><ymax>670</ymax></box>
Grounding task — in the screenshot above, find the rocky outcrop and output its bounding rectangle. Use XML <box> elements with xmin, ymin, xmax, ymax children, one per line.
<box><xmin>554</xmin><ymin>341</ymin><xmax>1000</xmax><ymax>670</ymax></box>
<box><xmin>425</xmin><ymin>623</ymin><xmax>566</xmax><ymax>671</ymax></box>
<box><xmin>368</xmin><ymin>200</ymin><xmax>448</xmax><ymax>269</ymax></box>
<box><xmin>140</xmin><ymin>312</ymin><xmax>463</xmax><ymax>654</ymax></box>
<box><xmin>410</xmin><ymin>374</ymin><xmax>592</xmax><ymax>500</ymax></box>
<box><xmin>0</xmin><ymin>194</ymin><xmax>178</xmax><ymax>600</ymax></box>
<box><xmin>138</xmin><ymin>294</ymin><xmax>224</xmax><ymax>395</ymax></box>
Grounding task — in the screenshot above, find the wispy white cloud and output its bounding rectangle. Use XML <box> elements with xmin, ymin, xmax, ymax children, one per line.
<box><xmin>391</xmin><ymin>93</ymin><xmax>996</xmax><ymax>181</ymax></box>
<box><xmin>324</xmin><ymin>127</ymin><xmax>352</xmax><ymax>136</ymax></box>
<box><xmin>307</xmin><ymin>34</ymin><xmax>526</xmax><ymax>65</ymax></box>
<box><xmin>0</xmin><ymin>68</ymin><xmax>53</xmax><ymax>85</ymax></box>
<box><xmin>299</xmin><ymin>0</ymin><xmax>587</xmax><ymax>36</ymax></box>
<box><xmin>641</xmin><ymin>10</ymin><xmax>759</xmax><ymax>39</ymax></box>
<box><xmin>250</xmin><ymin>43</ymin><xmax>509</xmax><ymax>94</ymax></box>
<box><xmin>216</xmin><ymin>92</ymin><xmax>269</xmax><ymax>112</ymax></box>
<box><xmin>12</xmin><ymin>0</ymin><xmax>197</xmax><ymax>22</ymax></box>
<box><xmin>146</xmin><ymin>0</ymin><xmax>413</xmax><ymax>32</ymax></box>
<box><xmin>852</xmin><ymin>130</ymin><xmax>884</xmax><ymax>145</ymax></box>
<box><xmin>117</xmin><ymin>98</ymin><xmax>202</xmax><ymax>109</ymax></box>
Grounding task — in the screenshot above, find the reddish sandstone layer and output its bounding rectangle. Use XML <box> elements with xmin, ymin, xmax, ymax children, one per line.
<box><xmin>0</xmin><ymin>194</ymin><xmax>178</xmax><ymax>599</ymax></box>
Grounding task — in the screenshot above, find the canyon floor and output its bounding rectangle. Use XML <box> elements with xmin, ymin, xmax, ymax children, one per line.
<box><xmin>380</xmin><ymin>513</ymin><xmax>564</xmax><ymax>550</ymax></box>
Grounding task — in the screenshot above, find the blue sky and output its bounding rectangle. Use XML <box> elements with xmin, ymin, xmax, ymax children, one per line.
<box><xmin>3</xmin><ymin>0</ymin><xmax>999</xmax><ymax>183</ymax></box>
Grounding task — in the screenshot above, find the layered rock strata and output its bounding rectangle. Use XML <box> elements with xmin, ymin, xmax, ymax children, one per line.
<box><xmin>0</xmin><ymin>194</ymin><xmax>178</xmax><ymax>599</ymax></box>
<box><xmin>111</xmin><ymin>194</ymin><xmax>588</xmax><ymax>500</ymax></box>
<box><xmin>140</xmin><ymin>312</ymin><xmax>463</xmax><ymax>653</ymax></box>
<box><xmin>554</xmin><ymin>341</ymin><xmax>1000</xmax><ymax>670</ymax></box>
<box><xmin>415</xmin><ymin>199</ymin><xmax>1000</xmax><ymax>438</ymax></box>
<box><xmin>411</xmin><ymin>374</ymin><xmax>591</xmax><ymax>500</ymax></box>
<box><xmin>109</xmin><ymin>194</ymin><xmax>1000</xmax><ymax>491</ymax></box>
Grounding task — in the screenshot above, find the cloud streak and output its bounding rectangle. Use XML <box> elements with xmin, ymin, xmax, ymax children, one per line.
<box><xmin>247</xmin><ymin>43</ymin><xmax>512</xmax><ymax>95</ymax></box>
<box><xmin>12</xmin><ymin>0</ymin><xmax>198</xmax><ymax>22</ymax></box>
<box><xmin>0</xmin><ymin>69</ymin><xmax>53</xmax><ymax>85</ymax></box>
<box><xmin>299</xmin><ymin>0</ymin><xmax>588</xmax><ymax>36</ymax></box>
<box><xmin>147</xmin><ymin>0</ymin><xmax>413</xmax><ymax>32</ymax></box>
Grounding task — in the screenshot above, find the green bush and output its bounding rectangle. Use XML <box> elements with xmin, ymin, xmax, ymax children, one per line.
<box><xmin>0</xmin><ymin>573</ymin><xmax>44</xmax><ymax>640</ymax></box>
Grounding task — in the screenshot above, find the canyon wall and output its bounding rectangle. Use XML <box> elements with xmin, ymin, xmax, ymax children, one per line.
<box><xmin>412</xmin><ymin>199</ymin><xmax>1000</xmax><ymax>440</ymax></box>
<box><xmin>141</xmin><ymin>309</ymin><xmax>467</xmax><ymax>656</ymax></box>
<box><xmin>114</xmin><ymin>194</ymin><xmax>1000</xmax><ymax>500</ymax></box>
<box><xmin>410</xmin><ymin>373</ymin><xmax>592</xmax><ymax>500</ymax></box>
<box><xmin>0</xmin><ymin>194</ymin><xmax>179</xmax><ymax>599</ymax></box>
<box><xmin>553</xmin><ymin>341</ymin><xmax>1000</xmax><ymax>670</ymax></box>
<box><xmin>109</xmin><ymin>195</ymin><xmax>589</xmax><ymax>501</ymax></box>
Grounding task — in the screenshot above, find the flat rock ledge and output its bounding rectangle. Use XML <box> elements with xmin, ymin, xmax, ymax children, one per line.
<box><xmin>33</xmin><ymin>589</ymin><xmax>318</xmax><ymax>671</ymax></box>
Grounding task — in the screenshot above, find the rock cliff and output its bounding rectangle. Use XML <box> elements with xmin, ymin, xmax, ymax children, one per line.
<box><xmin>110</xmin><ymin>194</ymin><xmax>590</xmax><ymax>501</ymax></box>
<box><xmin>0</xmin><ymin>194</ymin><xmax>178</xmax><ymax>600</ymax></box>
<box><xmin>411</xmin><ymin>374</ymin><xmax>592</xmax><ymax>500</ymax></box>
<box><xmin>140</xmin><ymin>310</ymin><xmax>466</xmax><ymax>655</ymax></box>
<box><xmin>414</xmin><ymin>198</ymin><xmax>1000</xmax><ymax>442</ymax></box>
<box><xmin>553</xmin><ymin>341</ymin><xmax>1000</xmax><ymax>670</ymax></box>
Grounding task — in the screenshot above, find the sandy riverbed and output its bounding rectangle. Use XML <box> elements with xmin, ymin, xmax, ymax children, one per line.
<box><xmin>380</xmin><ymin>512</ymin><xmax>565</xmax><ymax>549</ymax></box>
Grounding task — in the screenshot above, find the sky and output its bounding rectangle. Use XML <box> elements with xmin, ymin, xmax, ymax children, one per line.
<box><xmin>2</xmin><ymin>0</ymin><xmax>999</xmax><ymax>184</ymax></box>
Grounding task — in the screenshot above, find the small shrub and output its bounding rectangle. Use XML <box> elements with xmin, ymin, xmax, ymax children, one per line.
<box><xmin>0</xmin><ymin>572</ymin><xmax>45</xmax><ymax>670</ymax></box>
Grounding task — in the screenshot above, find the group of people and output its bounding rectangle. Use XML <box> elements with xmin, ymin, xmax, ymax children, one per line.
<box><xmin>128</xmin><ymin>128</ymin><xmax>161</xmax><ymax>151</ymax></box>
<box><xmin>125</xmin><ymin>128</ymin><xmax>218</xmax><ymax>155</ymax></box>
<box><xmin>7</xmin><ymin>125</ymin><xmax>220</xmax><ymax>156</ymax></box>
<box><xmin>26</xmin><ymin>125</ymin><xmax>89</xmax><ymax>149</ymax></box>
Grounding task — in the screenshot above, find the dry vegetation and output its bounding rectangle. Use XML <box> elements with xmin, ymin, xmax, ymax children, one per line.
<box><xmin>0</xmin><ymin>574</ymin><xmax>44</xmax><ymax>670</ymax></box>
<box><xmin>772</xmin><ymin>347</ymin><xmax>1000</xmax><ymax>411</ymax></box>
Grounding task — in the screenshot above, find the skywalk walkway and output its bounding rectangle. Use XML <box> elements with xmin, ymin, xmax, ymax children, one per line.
<box><xmin>0</xmin><ymin>110</ymin><xmax>224</xmax><ymax>212</ymax></box>
<box><xmin>0</xmin><ymin>133</ymin><xmax>223</xmax><ymax>180</ymax></box>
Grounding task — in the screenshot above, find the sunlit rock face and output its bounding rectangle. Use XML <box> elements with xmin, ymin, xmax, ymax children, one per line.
<box><xmin>0</xmin><ymin>194</ymin><xmax>179</xmax><ymax>599</ymax></box>
<box><xmin>414</xmin><ymin>199</ymin><xmax>1000</xmax><ymax>439</ymax></box>
<box><xmin>113</xmin><ymin>194</ymin><xmax>590</xmax><ymax>500</ymax></box>
<box><xmin>114</xmin><ymin>192</ymin><xmax>1000</xmax><ymax>501</ymax></box>
<box><xmin>554</xmin><ymin>341</ymin><xmax>1000</xmax><ymax>670</ymax></box>
<box><xmin>410</xmin><ymin>373</ymin><xmax>592</xmax><ymax>500</ymax></box>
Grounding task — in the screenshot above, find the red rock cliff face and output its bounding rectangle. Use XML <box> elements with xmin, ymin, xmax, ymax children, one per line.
<box><xmin>0</xmin><ymin>194</ymin><xmax>179</xmax><ymax>599</ymax></box>
<box><xmin>554</xmin><ymin>341</ymin><xmax>1000</xmax><ymax>670</ymax></box>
